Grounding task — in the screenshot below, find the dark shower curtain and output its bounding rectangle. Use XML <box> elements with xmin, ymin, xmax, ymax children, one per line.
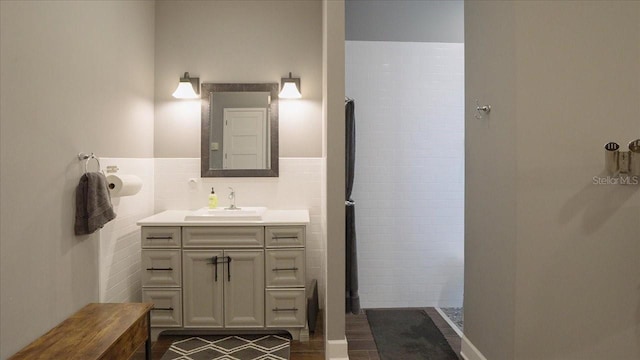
<box><xmin>345</xmin><ymin>98</ymin><xmax>360</xmax><ymax>314</ymax></box>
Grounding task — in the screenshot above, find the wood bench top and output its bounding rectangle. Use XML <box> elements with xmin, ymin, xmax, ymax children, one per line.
<box><xmin>10</xmin><ymin>302</ymin><xmax>154</xmax><ymax>360</ymax></box>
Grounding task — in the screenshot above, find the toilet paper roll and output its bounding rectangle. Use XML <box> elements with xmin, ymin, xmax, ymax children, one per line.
<box><xmin>106</xmin><ymin>174</ymin><xmax>143</xmax><ymax>197</ymax></box>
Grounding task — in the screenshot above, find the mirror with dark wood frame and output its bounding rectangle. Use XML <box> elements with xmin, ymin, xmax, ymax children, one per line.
<box><xmin>201</xmin><ymin>83</ymin><xmax>279</xmax><ymax>177</ymax></box>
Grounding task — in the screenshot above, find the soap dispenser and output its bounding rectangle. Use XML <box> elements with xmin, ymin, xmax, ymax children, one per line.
<box><xmin>208</xmin><ymin>187</ymin><xmax>218</xmax><ymax>209</ymax></box>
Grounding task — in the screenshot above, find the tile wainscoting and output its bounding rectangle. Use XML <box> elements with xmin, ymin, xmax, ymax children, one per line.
<box><xmin>99</xmin><ymin>157</ymin><xmax>155</xmax><ymax>303</ymax></box>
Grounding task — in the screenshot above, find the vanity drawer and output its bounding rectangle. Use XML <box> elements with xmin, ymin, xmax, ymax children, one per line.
<box><xmin>265</xmin><ymin>226</ymin><xmax>305</xmax><ymax>247</ymax></box>
<box><xmin>141</xmin><ymin>250</ymin><xmax>181</xmax><ymax>287</ymax></box>
<box><xmin>143</xmin><ymin>289</ymin><xmax>182</xmax><ymax>327</ymax></box>
<box><xmin>183</xmin><ymin>227</ymin><xmax>264</xmax><ymax>248</ymax></box>
<box><xmin>141</xmin><ymin>227</ymin><xmax>181</xmax><ymax>248</ymax></box>
<box><xmin>266</xmin><ymin>249</ymin><xmax>305</xmax><ymax>288</ymax></box>
<box><xmin>265</xmin><ymin>289</ymin><xmax>306</xmax><ymax>328</ymax></box>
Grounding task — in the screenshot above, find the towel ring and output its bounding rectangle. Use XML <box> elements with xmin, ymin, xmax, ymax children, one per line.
<box><xmin>78</xmin><ymin>152</ymin><xmax>101</xmax><ymax>174</ymax></box>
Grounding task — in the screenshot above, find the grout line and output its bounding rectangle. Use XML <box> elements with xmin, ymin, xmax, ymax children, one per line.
<box><xmin>435</xmin><ymin>307</ymin><xmax>464</xmax><ymax>337</ymax></box>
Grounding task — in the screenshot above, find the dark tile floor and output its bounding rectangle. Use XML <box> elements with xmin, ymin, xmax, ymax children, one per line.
<box><xmin>132</xmin><ymin>308</ymin><xmax>460</xmax><ymax>360</ymax></box>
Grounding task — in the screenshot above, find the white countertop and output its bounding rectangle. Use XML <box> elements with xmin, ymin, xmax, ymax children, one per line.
<box><xmin>136</xmin><ymin>209</ymin><xmax>310</xmax><ymax>226</ymax></box>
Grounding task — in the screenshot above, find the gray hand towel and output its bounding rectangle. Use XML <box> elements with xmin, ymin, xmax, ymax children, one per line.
<box><xmin>74</xmin><ymin>172</ymin><xmax>116</xmax><ymax>235</ymax></box>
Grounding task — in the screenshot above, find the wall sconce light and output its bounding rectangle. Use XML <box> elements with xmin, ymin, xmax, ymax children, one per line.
<box><xmin>172</xmin><ymin>72</ymin><xmax>200</xmax><ymax>99</ymax></box>
<box><xmin>279</xmin><ymin>72</ymin><xmax>301</xmax><ymax>99</ymax></box>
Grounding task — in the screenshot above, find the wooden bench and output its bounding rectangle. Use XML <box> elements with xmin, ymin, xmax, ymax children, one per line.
<box><xmin>10</xmin><ymin>303</ymin><xmax>153</xmax><ymax>360</ymax></box>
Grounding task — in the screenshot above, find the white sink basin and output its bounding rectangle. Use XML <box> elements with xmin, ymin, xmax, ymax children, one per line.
<box><xmin>184</xmin><ymin>207</ymin><xmax>267</xmax><ymax>221</ymax></box>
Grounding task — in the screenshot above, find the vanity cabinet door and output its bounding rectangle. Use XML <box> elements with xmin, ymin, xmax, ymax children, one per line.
<box><xmin>224</xmin><ymin>250</ymin><xmax>265</xmax><ymax>328</ymax></box>
<box><xmin>183</xmin><ymin>250</ymin><xmax>224</xmax><ymax>328</ymax></box>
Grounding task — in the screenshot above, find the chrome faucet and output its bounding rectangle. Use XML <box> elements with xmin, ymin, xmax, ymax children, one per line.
<box><xmin>226</xmin><ymin>187</ymin><xmax>239</xmax><ymax>210</ymax></box>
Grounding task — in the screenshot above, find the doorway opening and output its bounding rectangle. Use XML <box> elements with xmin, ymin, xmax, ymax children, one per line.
<box><xmin>344</xmin><ymin>0</ymin><xmax>465</xmax><ymax>346</ymax></box>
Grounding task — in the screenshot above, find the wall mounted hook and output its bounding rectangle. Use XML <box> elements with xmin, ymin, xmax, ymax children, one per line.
<box><xmin>475</xmin><ymin>99</ymin><xmax>491</xmax><ymax>119</ymax></box>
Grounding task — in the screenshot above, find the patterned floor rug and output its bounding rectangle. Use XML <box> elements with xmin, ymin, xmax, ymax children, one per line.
<box><xmin>160</xmin><ymin>334</ymin><xmax>290</xmax><ymax>360</ymax></box>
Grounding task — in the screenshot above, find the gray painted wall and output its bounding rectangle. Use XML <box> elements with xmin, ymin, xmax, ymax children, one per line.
<box><xmin>465</xmin><ymin>1</ymin><xmax>640</xmax><ymax>359</ymax></box>
<box><xmin>0</xmin><ymin>1</ymin><xmax>155</xmax><ymax>358</ymax></box>
<box><xmin>154</xmin><ymin>0</ymin><xmax>322</xmax><ymax>158</ymax></box>
<box><xmin>323</xmin><ymin>0</ymin><xmax>347</xmax><ymax>354</ymax></box>
<box><xmin>464</xmin><ymin>3</ymin><xmax>517</xmax><ymax>359</ymax></box>
<box><xmin>346</xmin><ymin>0</ymin><xmax>463</xmax><ymax>43</ymax></box>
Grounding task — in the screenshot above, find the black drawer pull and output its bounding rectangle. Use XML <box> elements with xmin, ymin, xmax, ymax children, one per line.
<box><xmin>146</xmin><ymin>236</ymin><xmax>173</xmax><ymax>240</ymax></box>
<box><xmin>272</xmin><ymin>267</ymin><xmax>299</xmax><ymax>271</ymax></box>
<box><xmin>272</xmin><ymin>236</ymin><xmax>298</xmax><ymax>240</ymax></box>
<box><xmin>146</xmin><ymin>267</ymin><xmax>173</xmax><ymax>271</ymax></box>
<box><xmin>273</xmin><ymin>307</ymin><xmax>298</xmax><ymax>312</ymax></box>
<box><xmin>152</xmin><ymin>307</ymin><xmax>174</xmax><ymax>311</ymax></box>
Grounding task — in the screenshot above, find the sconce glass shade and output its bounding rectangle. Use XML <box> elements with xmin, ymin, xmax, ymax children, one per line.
<box><xmin>172</xmin><ymin>72</ymin><xmax>200</xmax><ymax>99</ymax></box>
<box><xmin>279</xmin><ymin>72</ymin><xmax>301</xmax><ymax>99</ymax></box>
<box><xmin>279</xmin><ymin>82</ymin><xmax>302</xmax><ymax>99</ymax></box>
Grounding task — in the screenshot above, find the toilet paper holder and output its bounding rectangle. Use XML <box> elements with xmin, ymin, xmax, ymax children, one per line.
<box><xmin>106</xmin><ymin>165</ymin><xmax>119</xmax><ymax>173</ymax></box>
<box><xmin>106</xmin><ymin>173</ymin><xmax>143</xmax><ymax>197</ymax></box>
<box><xmin>604</xmin><ymin>139</ymin><xmax>640</xmax><ymax>177</ymax></box>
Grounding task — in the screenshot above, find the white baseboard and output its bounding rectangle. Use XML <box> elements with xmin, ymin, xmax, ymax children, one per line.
<box><xmin>460</xmin><ymin>335</ymin><xmax>488</xmax><ymax>360</ymax></box>
<box><xmin>434</xmin><ymin>307</ymin><xmax>463</xmax><ymax>338</ymax></box>
<box><xmin>326</xmin><ymin>337</ymin><xmax>349</xmax><ymax>359</ymax></box>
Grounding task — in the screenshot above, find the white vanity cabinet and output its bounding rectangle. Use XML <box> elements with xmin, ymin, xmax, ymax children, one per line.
<box><xmin>141</xmin><ymin>227</ymin><xmax>183</xmax><ymax>328</ymax></box>
<box><xmin>265</xmin><ymin>226</ymin><xmax>306</xmax><ymax>328</ymax></box>
<box><xmin>138</xmin><ymin>210</ymin><xmax>309</xmax><ymax>341</ymax></box>
<box><xmin>182</xmin><ymin>226</ymin><xmax>265</xmax><ymax>329</ymax></box>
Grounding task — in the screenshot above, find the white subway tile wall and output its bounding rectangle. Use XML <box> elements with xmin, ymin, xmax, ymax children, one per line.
<box><xmin>154</xmin><ymin>158</ymin><xmax>325</xmax><ymax>306</ymax></box>
<box><xmin>99</xmin><ymin>158</ymin><xmax>155</xmax><ymax>303</ymax></box>
<box><xmin>346</xmin><ymin>41</ymin><xmax>464</xmax><ymax>308</ymax></box>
